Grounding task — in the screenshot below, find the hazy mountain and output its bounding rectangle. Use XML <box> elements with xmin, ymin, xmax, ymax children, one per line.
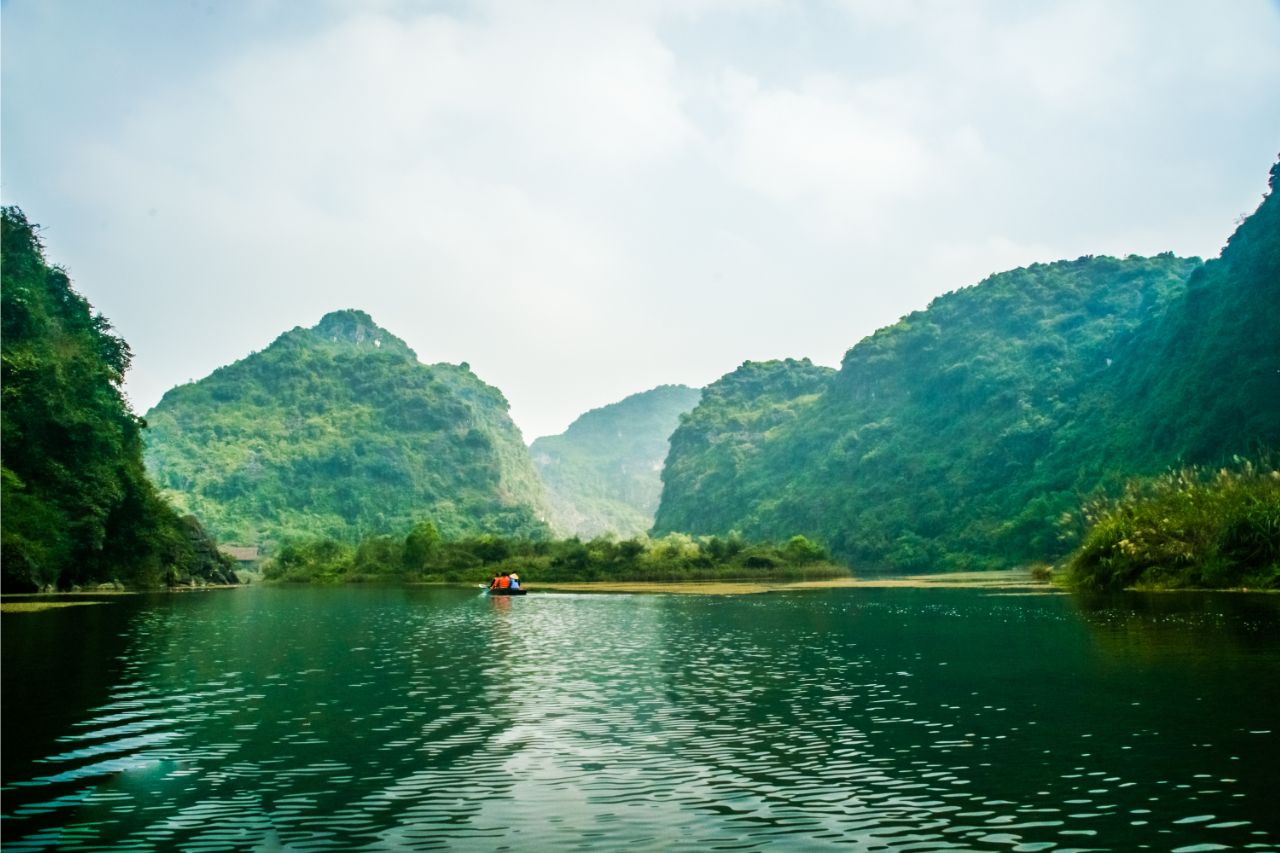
<box><xmin>531</xmin><ymin>384</ymin><xmax>701</xmax><ymax>538</ymax></box>
<box><xmin>144</xmin><ymin>309</ymin><xmax>549</xmax><ymax>550</ymax></box>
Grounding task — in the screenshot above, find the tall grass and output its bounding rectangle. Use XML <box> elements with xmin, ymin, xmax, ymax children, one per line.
<box><xmin>1068</xmin><ymin>457</ymin><xmax>1280</xmax><ymax>590</ymax></box>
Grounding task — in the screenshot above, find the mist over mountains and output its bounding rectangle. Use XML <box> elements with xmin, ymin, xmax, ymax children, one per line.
<box><xmin>531</xmin><ymin>385</ymin><xmax>701</xmax><ymax>538</ymax></box>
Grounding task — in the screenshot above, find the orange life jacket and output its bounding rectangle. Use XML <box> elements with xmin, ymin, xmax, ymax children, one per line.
<box><xmin>498</xmin><ymin>575</ymin><xmax>511</xmax><ymax>589</ymax></box>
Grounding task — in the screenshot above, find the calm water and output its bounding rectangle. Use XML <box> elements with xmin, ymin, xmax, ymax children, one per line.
<box><xmin>3</xmin><ymin>586</ymin><xmax>1278</xmax><ymax>851</ymax></box>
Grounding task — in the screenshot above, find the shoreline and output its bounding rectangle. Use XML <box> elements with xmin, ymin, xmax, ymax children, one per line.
<box><xmin>1</xmin><ymin>584</ymin><xmax>241</xmax><ymax>612</ymax></box>
<box><xmin>533</xmin><ymin>571</ymin><xmax>1056</xmax><ymax>596</ymax></box>
<box><xmin>534</xmin><ymin>578</ymin><xmax>862</xmax><ymax>596</ymax></box>
<box><xmin>6</xmin><ymin>574</ymin><xmax>1270</xmax><ymax>606</ymax></box>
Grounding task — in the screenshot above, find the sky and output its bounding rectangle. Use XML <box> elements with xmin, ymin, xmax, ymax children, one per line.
<box><xmin>3</xmin><ymin>0</ymin><xmax>1279</xmax><ymax>442</ymax></box>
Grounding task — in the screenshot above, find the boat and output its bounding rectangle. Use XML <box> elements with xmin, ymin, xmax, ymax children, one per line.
<box><xmin>486</xmin><ymin>587</ymin><xmax>527</xmax><ymax>596</ymax></box>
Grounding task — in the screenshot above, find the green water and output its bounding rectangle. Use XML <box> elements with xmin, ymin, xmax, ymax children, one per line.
<box><xmin>3</xmin><ymin>586</ymin><xmax>1278</xmax><ymax>851</ymax></box>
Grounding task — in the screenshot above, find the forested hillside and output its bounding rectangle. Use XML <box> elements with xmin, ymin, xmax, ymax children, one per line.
<box><xmin>531</xmin><ymin>384</ymin><xmax>700</xmax><ymax>537</ymax></box>
<box><xmin>1055</xmin><ymin>161</ymin><xmax>1280</xmax><ymax>589</ymax></box>
<box><xmin>657</xmin><ymin>162</ymin><xmax>1280</xmax><ymax>573</ymax></box>
<box><xmin>654</xmin><ymin>359</ymin><xmax>835</xmax><ymax>535</ymax></box>
<box><xmin>144</xmin><ymin>310</ymin><xmax>549</xmax><ymax>549</ymax></box>
<box><xmin>655</xmin><ymin>252</ymin><xmax>1209</xmax><ymax>570</ymax></box>
<box><xmin>1</xmin><ymin>207</ymin><xmax>235</xmax><ymax>591</ymax></box>
<box><xmin>1084</xmin><ymin>159</ymin><xmax>1280</xmax><ymax>469</ymax></box>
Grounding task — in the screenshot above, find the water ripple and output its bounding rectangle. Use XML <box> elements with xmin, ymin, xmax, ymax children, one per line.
<box><xmin>3</xmin><ymin>587</ymin><xmax>1279</xmax><ymax>851</ymax></box>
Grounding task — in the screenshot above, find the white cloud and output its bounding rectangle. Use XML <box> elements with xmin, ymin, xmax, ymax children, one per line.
<box><xmin>4</xmin><ymin>0</ymin><xmax>1278</xmax><ymax>439</ymax></box>
<box><xmin>718</xmin><ymin>71</ymin><xmax>934</xmax><ymax>227</ymax></box>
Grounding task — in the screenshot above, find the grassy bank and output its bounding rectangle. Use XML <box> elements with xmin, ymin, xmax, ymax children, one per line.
<box><xmin>1067</xmin><ymin>458</ymin><xmax>1280</xmax><ymax>590</ymax></box>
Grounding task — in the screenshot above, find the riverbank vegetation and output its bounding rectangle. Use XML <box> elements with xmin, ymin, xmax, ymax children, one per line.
<box><xmin>1067</xmin><ymin>458</ymin><xmax>1280</xmax><ymax>590</ymax></box>
<box><xmin>1</xmin><ymin>207</ymin><xmax>236</xmax><ymax>592</ymax></box>
<box><xmin>261</xmin><ymin>522</ymin><xmax>846</xmax><ymax>584</ymax></box>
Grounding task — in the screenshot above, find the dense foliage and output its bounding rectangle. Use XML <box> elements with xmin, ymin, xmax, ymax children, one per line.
<box><xmin>1068</xmin><ymin>459</ymin><xmax>1280</xmax><ymax>590</ymax></box>
<box><xmin>656</xmin><ymin>251</ymin><xmax>1216</xmax><ymax>570</ymax></box>
<box><xmin>654</xmin><ymin>359</ymin><xmax>836</xmax><ymax>535</ymax></box>
<box><xmin>1072</xmin><ymin>160</ymin><xmax>1280</xmax><ymax>472</ymax></box>
<box><xmin>658</xmin><ymin>162</ymin><xmax>1280</xmax><ymax>579</ymax></box>
<box><xmin>261</xmin><ymin>520</ymin><xmax>843</xmax><ymax>584</ymax></box>
<box><xmin>531</xmin><ymin>384</ymin><xmax>701</xmax><ymax>537</ymax></box>
<box><xmin>1</xmin><ymin>207</ymin><xmax>235</xmax><ymax>591</ymax></box>
<box><xmin>143</xmin><ymin>310</ymin><xmax>550</xmax><ymax>551</ymax></box>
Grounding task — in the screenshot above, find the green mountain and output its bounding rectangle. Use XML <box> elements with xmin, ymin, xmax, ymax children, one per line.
<box><xmin>654</xmin><ymin>360</ymin><xmax>835</xmax><ymax>536</ymax></box>
<box><xmin>658</xmin><ymin>162</ymin><xmax>1280</xmax><ymax>573</ymax></box>
<box><xmin>143</xmin><ymin>310</ymin><xmax>550</xmax><ymax>549</ymax></box>
<box><xmin>2</xmin><ymin>207</ymin><xmax>234</xmax><ymax>591</ymax></box>
<box><xmin>1086</xmin><ymin>160</ymin><xmax>1280</xmax><ymax>469</ymax></box>
<box><xmin>655</xmin><ymin>249</ymin><xmax>1225</xmax><ymax>570</ymax></box>
<box><xmin>530</xmin><ymin>384</ymin><xmax>701</xmax><ymax>537</ymax></box>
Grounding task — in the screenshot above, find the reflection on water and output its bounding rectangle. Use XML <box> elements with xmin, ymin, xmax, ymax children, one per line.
<box><xmin>3</xmin><ymin>586</ymin><xmax>1278</xmax><ymax>850</ymax></box>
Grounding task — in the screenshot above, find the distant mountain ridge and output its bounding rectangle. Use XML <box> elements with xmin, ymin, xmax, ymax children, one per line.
<box><xmin>531</xmin><ymin>384</ymin><xmax>701</xmax><ymax>538</ymax></box>
<box><xmin>144</xmin><ymin>309</ymin><xmax>549</xmax><ymax>549</ymax></box>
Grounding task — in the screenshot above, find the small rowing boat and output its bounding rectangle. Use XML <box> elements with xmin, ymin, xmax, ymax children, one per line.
<box><xmin>486</xmin><ymin>587</ymin><xmax>527</xmax><ymax>596</ymax></box>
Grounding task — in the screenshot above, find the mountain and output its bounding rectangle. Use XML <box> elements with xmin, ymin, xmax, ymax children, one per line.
<box><xmin>143</xmin><ymin>309</ymin><xmax>549</xmax><ymax>549</ymax></box>
<box><xmin>654</xmin><ymin>360</ymin><xmax>835</xmax><ymax>536</ymax></box>
<box><xmin>1089</xmin><ymin>160</ymin><xmax>1280</xmax><ymax>468</ymax></box>
<box><xmin>530</xmin><ymin>384</ymin><xmax>701</xmax><ymax>538</ymax></box>
<box><xmin>657</xmin><ymin>159</ymin><xmax>1280</xmax><ymax>573</ymax></box>
<box><xmin>1</xmin><ymin>207</ymin><xmax>234</xmax><ymax>591</ymax></box>
<box><xmin>654</xmin><ymin>251</ymin><xmax>1213</xmax><ymax>570</ymax></box>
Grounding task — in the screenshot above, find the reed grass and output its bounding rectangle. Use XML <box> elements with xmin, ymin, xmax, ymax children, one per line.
<box><xmin>1068</xmin><ymin>457</ymin><xmax>1280</xmax><ymax>590</ymax></box>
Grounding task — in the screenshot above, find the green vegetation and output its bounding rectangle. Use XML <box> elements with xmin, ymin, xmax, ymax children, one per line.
<box><xmin>1066</xmin><ymin>160</ymin><xmax>1280</xmax><ymax>473</ymax></box>
<box><xmin>143</xmin><ymin>310</ymin><xmax>550</xmax><ymax>551</ymax></box>
<box><xmin>655</xmin><ymin>359</ymin><xmax>835</xmax><ymax>536</ymax></box>
<box><xmin>1</xmin><ymin>207</ymin><xmax>235</xmax><ymax>591</ymax></box>
<box><xmin>1068</xmin><ymin>459</ymin><xmax>1280</xmax><ymax>590</ymax></box>
<box><xmin>656</xmin><ymin>255</ymin><xmax>1203</xmax><ymax>569</ymax></box>
<box><xmin>262</xmin><ymin>522</ymin><xmax>843</xmax><ymax>584</ymax></box>
<box><xmin>531</xmin><ymin>384</ymin><xmax>701</xmax><ymax>537</ymax></box>
<box><xmin>656</xmin><ymin>162</ymin><xmax>1280</xmax><ymax>577</ymax></box>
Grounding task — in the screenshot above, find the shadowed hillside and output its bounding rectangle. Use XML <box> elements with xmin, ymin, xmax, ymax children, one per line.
<box><xmin>2</xmin><ymin>207</ymin><xmax>235</xmax><ymax>590</ymax></box>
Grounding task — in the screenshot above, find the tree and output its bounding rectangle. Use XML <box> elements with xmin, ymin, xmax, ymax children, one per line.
<box><xmin>1</xmin><ymin>206</ymin><xmax>228</xmax><ymax>590</ymax></box>
<box><xmin>403</xmin><ymin>520</ymin><xmax>441</xmax><ymax>570</ymax></box>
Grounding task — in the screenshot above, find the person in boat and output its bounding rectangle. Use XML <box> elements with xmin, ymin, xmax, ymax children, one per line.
<box><xmin>488</xmin><ymin>573</ymin><xmax>503</xmax><ymax>590</ymax></box>
<box><xmin>493</xmin><ymin>572</ymin><xmax>511</xmax><ymax>591</ymax></box>
<box><xmin>509</xmin><ymin>572</ymin><xmax>521</xmax><ymax>590</ymax></box>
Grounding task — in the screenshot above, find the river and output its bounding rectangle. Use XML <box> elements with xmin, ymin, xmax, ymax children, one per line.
<box><xmin>3</xmin><ymin>585</ymin><xmax>1278</xmax><ymax>851</ymax></box>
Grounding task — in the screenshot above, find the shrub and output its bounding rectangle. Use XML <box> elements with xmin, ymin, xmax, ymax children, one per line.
<box><xmin>1067</xmin><ymin>458</ymin><xmax>1280</xmax><ymax>590</ymax></box>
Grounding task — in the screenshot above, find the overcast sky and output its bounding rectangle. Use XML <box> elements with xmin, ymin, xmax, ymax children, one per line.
<box><xmin>3</xmin><ymin>0</ymin><xmax>1278</xmax><ymax>441</ymax></box>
